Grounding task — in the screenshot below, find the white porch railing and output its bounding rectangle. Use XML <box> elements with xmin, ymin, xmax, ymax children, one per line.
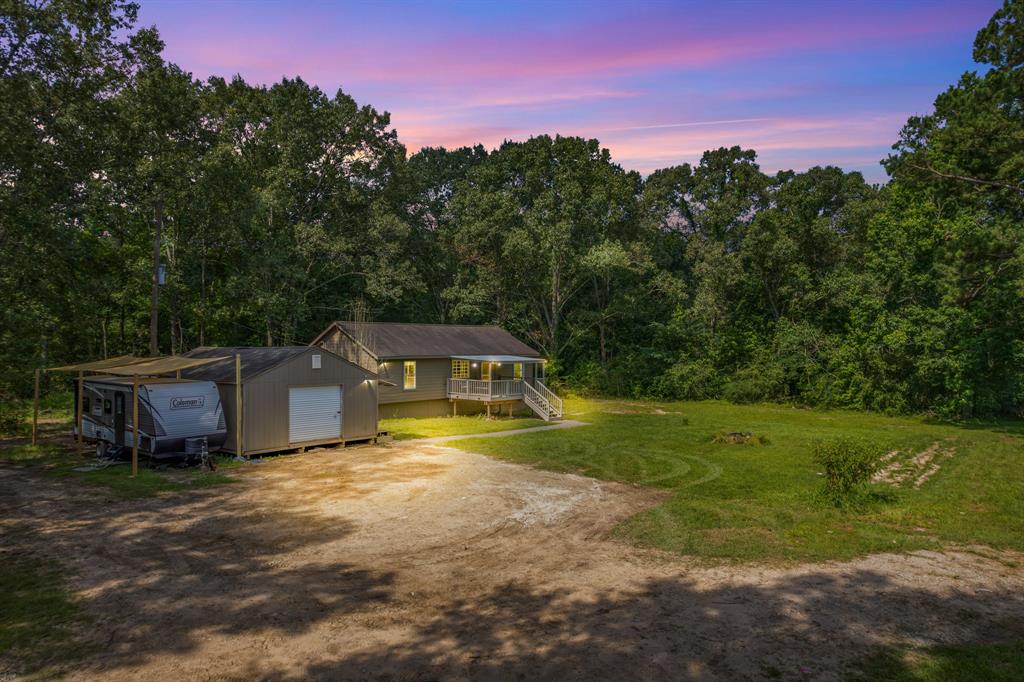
<box><xmin>447</xmin><ymin>378</ymin><xmax>523</xmax><ymax>400</ymax></box>
<box><xmin>535</xmin><ymin>380</ymin><xmax>563</xmax><ymax>417</ymax></box>
<box><xmin>447</xmin><ymin>378</ymin><xmax>563</xmax><ymax>421</ymax></box>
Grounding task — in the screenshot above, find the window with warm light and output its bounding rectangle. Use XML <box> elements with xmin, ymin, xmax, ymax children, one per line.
<box><xmin>451</xmin><ymin>359</ymin><xmax>469</xmax><ymax>379</ymax></box>
<box><xmin>514</xmin><ymin>363</ymin><xmax>523</xmax><ymax>379</ymax></box>
<box><xmin>404</xmin><ymin>361</ymin><xmax>416</xmax><ymax>390</ymax></box>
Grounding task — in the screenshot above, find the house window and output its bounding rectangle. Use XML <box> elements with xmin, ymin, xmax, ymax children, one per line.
<box><xmin>451</xmin><ymin>359</ymin><xmax>469</xmax><ymax>379</ymax></box>
<box><xmin>404</xmin><ymin>361</ymin><xmax>416</xmax><ymax>390</ymax></box>
<box><xmin>514</xmin><ymin>363</ymin><xmax>523</xmax><ymax>380</ymax></box>
<box><xmin>311</xmin><ymin>354</ymin><xmax>322</xmax><ymax>369</ymax></box>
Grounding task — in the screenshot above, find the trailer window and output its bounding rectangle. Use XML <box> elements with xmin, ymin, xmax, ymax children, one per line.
<box><xmin>404</xmin><ymin>361</ymin><xmax>416</xmax><ymax>390</ymax></box>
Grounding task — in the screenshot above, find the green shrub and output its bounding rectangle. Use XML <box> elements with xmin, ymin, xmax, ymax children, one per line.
<box><xmin>722</xmin><ymin>363</ymin><xmax>786</xmax><ymax>403</ymax></box>
<box><xmin>0</xmin><ymin>394</ymin><xmax>25</xmax><ymax>437</ymax></box>
<box><xmin>813</xmin><ymin>438</ymin><xmax>883</xmax><ymax>506</ymax></box>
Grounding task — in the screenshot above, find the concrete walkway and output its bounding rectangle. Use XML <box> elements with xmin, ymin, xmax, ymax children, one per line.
<box><xmin>404</xmin><ymin>419</ymin><xmax>588</xmax><ymax>444</ymax></box>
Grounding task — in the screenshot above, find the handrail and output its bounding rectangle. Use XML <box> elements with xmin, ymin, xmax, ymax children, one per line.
<box><xmin>535</xmin><ymin>380</ymin><xmax>563</xmax><ymax>417</ymax></box>
<box><xmin>522</xmin><ymin>381</ymin><xmax>552</xmax><ymax>421</ymax></box>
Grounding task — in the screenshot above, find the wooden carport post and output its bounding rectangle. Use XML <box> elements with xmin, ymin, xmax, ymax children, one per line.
<box><xmin>235</xmin><ymin>353</ymin><xmax>243</xmax><ymax>458</ymax></box>
<box><xmin>31</xmin><ymin>368</ymin><xmax>40</xmax><ymax>446</ymax></box>
<box><xmin>131</xmin><ymin>374</ymin><xmax>139</xmax><ymax>477</ymax></box>
<box><xmin>77</xmin><ymin>370</ymin><xmax>84</xmax><ymax>457</ymax></box>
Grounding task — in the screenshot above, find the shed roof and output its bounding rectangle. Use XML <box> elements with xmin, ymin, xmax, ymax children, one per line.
<box><xmin>320</xmin><ymin>322</ymin><xmax>540</xmax><ymax>360</ymax></box>
<box><xmin>182</xmin><ymin>346</ymin><xmax>374</xmax><ymax>383</ymax></box>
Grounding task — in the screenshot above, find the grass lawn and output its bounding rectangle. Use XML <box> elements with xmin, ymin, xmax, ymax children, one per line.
<box><xmin>0</xmin><ymin>529</ymin><xmax>93</xmax><ymax>675</ymax></box>
<box><xmin>0</xmin><ymin>442</ymin><xmax>236</xmax><ymax>499</ymax></box>
<box><xmin>856</xmin><ymin>640</ymin><xmax>1024</xmax><ymax>681</ymax></box>
<box><xmin>448</xmin><ymin>398</ymin><xmax>1024</xmax><ymax>563</ymax></box>
<box><xmin>0</xmin><ymin>391</ymin><xmax>238</xmax><ymax>498</ymax></box>
<box><xmin>380</xmin><ymin>412</ymin><xmax>546</xmax><ymax>440</ymax></box>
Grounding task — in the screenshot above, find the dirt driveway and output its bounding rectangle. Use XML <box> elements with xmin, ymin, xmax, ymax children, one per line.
<box><xmin>2</xmin><ymin>441</ymin><xmax>1023</xmax><ymax>680</ymax></box>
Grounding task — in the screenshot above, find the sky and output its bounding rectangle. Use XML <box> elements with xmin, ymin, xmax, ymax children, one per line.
<box><xmin>139</xmin><ymin>0</ymin><xmax>1000</xmax><ymax>184</ymax></box>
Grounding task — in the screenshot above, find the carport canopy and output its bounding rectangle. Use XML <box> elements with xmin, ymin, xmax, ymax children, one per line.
<box><xmin>98</xmin><ymin>355</ymin><xmax>227</xmax><ymax>376</ymax></box>
<box><xmin>38</xmin><ymin>354</ymin><xmax>232</xmax><ymax>477</ymax></box>
<box><xmin>47</xmin><ymin>355</ymin><xmax>147</xmax><ymax>372</ymax></box>
<box><xmin>450</xmin><ymin>355</ymin><xmax>542</xmax><ymax>363</ymax></box>
<box><xmin>49</xmin><ymin>355</ymin><xmax>228</xmax><ymax>376</ymax></box>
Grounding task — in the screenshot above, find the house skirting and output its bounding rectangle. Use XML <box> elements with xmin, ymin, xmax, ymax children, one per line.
<box><xmin>378</xmin><ymin>398</ymin><xmax>528</xmax><ymax>419</ymax></box>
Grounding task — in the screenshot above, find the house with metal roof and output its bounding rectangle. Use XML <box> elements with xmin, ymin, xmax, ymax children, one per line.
<box><xmin>182</xmin><ymin>346</ymin><xmax>378</xmax><ymax>456</ymax></box>
<box><xmin>311</xmin><ymin>322</ymin><xmax>563</xmax><ymax>420</ymax></box>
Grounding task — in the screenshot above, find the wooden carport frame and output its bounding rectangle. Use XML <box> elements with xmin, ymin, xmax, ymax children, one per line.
<box><xmin>40</xmin><ymin>354</ymin><xmax>232</xmax><ymax>477</ymax></box>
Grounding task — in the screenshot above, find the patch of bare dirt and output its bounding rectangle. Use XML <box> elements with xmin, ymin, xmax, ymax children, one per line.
<box><xmin>1</xmin><ymin>441</ymin><xmax>1021</xmax><ymax>681</ymax></box>
<box><xmin>872</xmin><ymin>441</ymin><xmax>957</xmax><ymax>488</ymax></box>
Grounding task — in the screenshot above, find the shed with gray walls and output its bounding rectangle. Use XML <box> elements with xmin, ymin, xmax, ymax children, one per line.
<box><xmin>182</xmin><ymin>346</ymin><xmax>377</xmax><ymax>456</ymax></box>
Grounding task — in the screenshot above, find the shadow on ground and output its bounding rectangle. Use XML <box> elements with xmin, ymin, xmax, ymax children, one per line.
<box><xmin>0</xmin><ymin>468</ymin><xmax>395</xmax><ymax>677</ymax></box>
<box><xmin>2</xmin><ymin>450</ymin><xmax>1022</xmax><ymax>680</ymax></box>
<box><xmin>282</xmin><ymin>570</ymin><xmax>1024</xmax><ymax>680</ymax></box>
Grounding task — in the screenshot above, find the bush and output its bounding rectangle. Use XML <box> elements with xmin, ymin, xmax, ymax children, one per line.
<box><xmin>0</xmin><ymin>395</ymin><xmax>25</xmax><ymax>437</ymax></box>
<box><xmin>722</xmin><ymin>362</ymin><xmax>786</xmax><ymax>403</ymax></box>
<box><xmin>813</xmin><ymin>438</ymin><xmax>883</xmax><ymax>506</ymax></box>
<box><xmin>651</xmin><ymin>358</ymin><xmax>721</xmax><ymax>400</ymax></box>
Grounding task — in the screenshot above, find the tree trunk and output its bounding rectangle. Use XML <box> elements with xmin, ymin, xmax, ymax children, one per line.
<box><xmin>549</xmin><ymin>262</ymin><xmax>561</xmax><ymax>357</ymax></box>
<box><xmin>265</xmin><ymin>318</ymin><xmax>273</xmax><ymax>346</ymax></box>
<box><xmin>148</xmin><ymin>199</ymin><xmax>163</xmax><ymax>356</ymax></box>
<box><xmin>199</xmin><ymin>250</ymin><xmax>206</xmax><ymax>346</ymax></box>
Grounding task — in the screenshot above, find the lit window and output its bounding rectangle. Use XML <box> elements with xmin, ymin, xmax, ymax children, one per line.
<box><xmin>404</xmin><ymin>361</ymin><xmax>416</xmax><ymax>390</ymax></box>
<box><xmin>451</xmin><ymin>359</ymin><xmax>469</xmax><ymax>379</ymax></box>
<box><xmin>514</xmin><ymin>363</ymin><xmax>523</xmax><ymax>380</ymax></box>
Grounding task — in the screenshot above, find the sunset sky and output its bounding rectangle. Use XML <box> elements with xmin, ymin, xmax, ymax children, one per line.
<box><xmin>140</xmin><ymin>0</ymin><xmax>998</xmax><ymax>183</ymax></box>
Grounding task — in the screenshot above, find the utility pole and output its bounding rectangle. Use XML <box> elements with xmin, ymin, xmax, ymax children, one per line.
<box><xmin>149</xmin><ymin>198</ymin><xmax>163</xmax><ymax>356</ymax></box>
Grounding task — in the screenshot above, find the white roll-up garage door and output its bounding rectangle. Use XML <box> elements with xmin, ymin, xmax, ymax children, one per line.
<box><xmin>288</xmin><ymin>386</ymin><xmax>342</xmax><ymax>443</ymax></box>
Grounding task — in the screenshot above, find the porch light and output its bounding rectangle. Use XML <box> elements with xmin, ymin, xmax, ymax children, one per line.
<box><xmin>471</xmin><ymin>362</ymin><xmax>478</xmax><ymax>368</ymax></box>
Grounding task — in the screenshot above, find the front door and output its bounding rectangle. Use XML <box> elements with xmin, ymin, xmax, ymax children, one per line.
<box><xmin>481</xmin><ymin>362</ymin><xmax>492</xmax><ymax>382</ymax></box>
<box><xmin>114</xmin><ymin>392</ymin><xmax>125</xmax><ymax>445</ymax></box>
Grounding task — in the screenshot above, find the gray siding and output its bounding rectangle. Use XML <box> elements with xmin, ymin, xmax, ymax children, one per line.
<box><xmin>377</xmin><ymin>358</ymin><xmax>450</xmax><ymax>404</ymax></box>
<box><xmin>215</xmin><ymin>383</ymin><xmax>239</xmax><ymax>453</ymax></box>
<box><xmin>243</xmin><ymin>348</ymin><xmax>377</xmax><ymax>453</ymax></box>
<box><xmin>210</xmin><ymin>347</ymin><xmax>377</xmax><ymax>455</ymax></box>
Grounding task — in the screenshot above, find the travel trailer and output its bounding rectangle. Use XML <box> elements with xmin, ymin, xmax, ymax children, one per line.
<box><xmin>77</xmin><ymin>376</ymin><xmax>227</xmax><ymax>460</ymax></box>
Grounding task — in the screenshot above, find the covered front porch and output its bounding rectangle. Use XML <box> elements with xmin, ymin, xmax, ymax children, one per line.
<box><xmin>445</xmin><ymin>355</ymin><xmax>562</xmax><ymax>420</ymax></box>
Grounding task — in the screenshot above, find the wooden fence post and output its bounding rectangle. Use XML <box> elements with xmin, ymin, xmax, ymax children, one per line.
<box><xmin>131</xmin><ymin>375</ymin><xmax>139</xmax><ymax>477</ymax></box>
<box><xmin>32</xmin><ymin>369</ymin><xmax>40</xmax><ymax>446</ymax></box>
<box><xmin>77</xmin><ymin>370</ymin><xmax>84</xmax><ymax>457</ymax></box>
<box><xmin>235</xmin><ymin>354</ymin><xmax>243</xmax><ymax>457</ymax></box>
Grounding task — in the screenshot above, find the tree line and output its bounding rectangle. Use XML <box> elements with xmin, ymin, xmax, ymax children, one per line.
<box><xmin>2</xmin><ymin>0</ymin><xmax>1022</xmax><ymax>418</ymax></box>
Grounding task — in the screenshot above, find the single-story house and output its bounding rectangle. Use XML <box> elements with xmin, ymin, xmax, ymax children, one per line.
<box><xmin>182</xmin><ymin>346</ymin><xmax>377</xmax><ymax>456</ymax></box>
<box><xmin>311</xmin><ymin>321</ymin><xmax>563</xmax><ymax>420</ymax></box>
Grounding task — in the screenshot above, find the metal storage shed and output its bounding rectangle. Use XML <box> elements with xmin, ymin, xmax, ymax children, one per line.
<box><xmin>182</xmin><ymin>346</ymin><xmax>377</xmax><ymax>456</ymax></box>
